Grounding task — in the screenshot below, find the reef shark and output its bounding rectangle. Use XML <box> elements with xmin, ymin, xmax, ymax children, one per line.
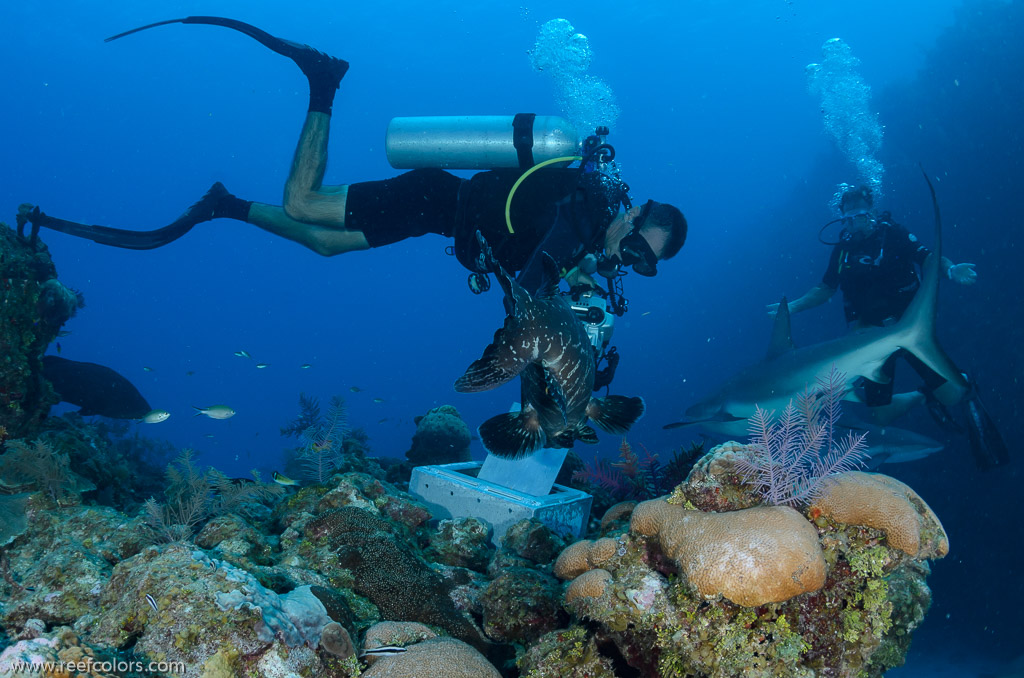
<box><xmin>668</xmin><ymin>175</ymin><xmax>968</xmax><ymax>438</ymax></box>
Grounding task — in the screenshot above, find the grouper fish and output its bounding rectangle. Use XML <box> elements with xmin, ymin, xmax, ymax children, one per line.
<box><xmin>455</xmin><ymin>236</ymin><xmax>645</xmax><ymax>459</ymax></box>
<box><xmin>42</xmin><ymin>355</ymin><xmax>152</xmax><ymax>419</ymax></box>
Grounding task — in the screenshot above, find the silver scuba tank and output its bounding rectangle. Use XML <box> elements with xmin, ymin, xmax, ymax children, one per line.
<box><xmin>385</xmin><ymin>114</ymin><xmax>582</xmax><ymax>170</ymax></box>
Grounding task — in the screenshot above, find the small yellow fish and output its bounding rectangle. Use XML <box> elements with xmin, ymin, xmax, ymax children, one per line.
<box><xmin>193</xmin><ymin>405</ymin><xmax>236</xmax><ymax>420</ymax></box>
<box><xmin>141</xmin><ymin>409</ymin><xmax>171</xmax><ymax>424</ymax></box>
<box><xmin>255</xmin><ymin>363</ymin><xmax>269</xmax><ymax>369</ymax></box>
<box><xmin>273</xmin><ymin>471</ymin><xmax>298</xmax><ymax>486</ymax></box>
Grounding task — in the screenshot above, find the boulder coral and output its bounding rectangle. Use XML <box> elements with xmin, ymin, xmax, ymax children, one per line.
<box><xmin>631</xmin><ymin>498</ymin><xmax>826</xmax><ymax>606</ymax></box>
<box><xmin>539</xmin><ymin>442</ymin><xmax>950</xmax><ymax>677</ymax></box>
<box><xmin>406</xmin><ymin>405</ymin><xmax>472</xmax><ymax>466</ymax></box>
<box><xmin>360</xmin><ymin>637</ymin><xmax>501</xmax><ymax>678</ymax></box>
<box><xmin>553</xmin><ymin>537</ymin><xmax>621</xmax><ymax>580</ymax></box>
<box><xmin>810</xmin><ymin>471</ymin><xmax>949</xmax><ymax>558</ymax></box>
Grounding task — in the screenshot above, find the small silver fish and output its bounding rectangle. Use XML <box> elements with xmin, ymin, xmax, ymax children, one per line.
<box><xmin>350</xmin><ymin>386</ymin><xmax>363</xmax><ymax>393</ymax></box>
<box><xmin>141</xmin><ymin>409</ymin><xmax>171</xmax><ymax>424</ymax></box>
<box><xmin>234</xmin><ymin>350</ymin><xmax>252</xmax><ymax>359</ymax></box>
<box><xmin>359</xmin><ymin>646</ymin><xmax>408</xmax><ymax>658</ymax></box>
<box><xmin>145</xmin><ymin>593</ymin><xmax>158</xmax><ymax>612</ymax></box>
<box><xmin>255</xmin><ymin>363</ymin><xmax>269</xmax><ymax>369</ymax></box>
<box><xmin>273</xmin><ymin>471</ymin><xmax>298</xmax><ymax>486</ymax></box>
<box><xmin>193</xmin><ymin>405</ymin><xmax>236</xmax><ymax>420</ymax></box>
<box><xmin>300</xmin><ymin>363</ymin><xmax>312</xmax><ymax>369</ymax></box>
<box><xmin>143</xmin><ymin>366</ymin><xmax>154</xmax><ymax>372</ymax></box>
<box><xmin>373</xmin><ymin>398</ymin><xmax>385</xmax><ymax>404</ymax></box>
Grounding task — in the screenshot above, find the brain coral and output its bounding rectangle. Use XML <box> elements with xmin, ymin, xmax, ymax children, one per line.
<box><xmin>553</xmin><ymin>538</ymin><xmax>620</xmax><ymax>580</ymax></box>
<box><xmin>811</xmin><ymin>471</ymin><xmax>949</xmax><ymax>559</ymax></box>
<box><xmin>360</xmin><ymin>637</ymin><xmax>501</xmax><ymax>678</ymax></box>
<box><xmin>565</xmin><ymin>568</ymin><xmax>613</xmax><ymax>604</ymax></box>
<box><xmin>631</xmin><ymin>499</ymin><xmax>826</xmax><ymax>606</ymax></box>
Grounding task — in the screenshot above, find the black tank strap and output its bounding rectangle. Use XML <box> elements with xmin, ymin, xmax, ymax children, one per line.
<box><xmin>512</xmin><ymin>113</ymin><xmax>536</xmax><ymax>170</ymax></box>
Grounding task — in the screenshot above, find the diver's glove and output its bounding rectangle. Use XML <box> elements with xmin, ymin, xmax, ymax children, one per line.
<box><xmin>593</xmin><ymin>346</ymin><xmax>620</xmax><ymax>391</ymax></box>
<box><xmin>947</xmin><ymin>262</ymin><xmax>978</xmax><ymax>285</ymax></box>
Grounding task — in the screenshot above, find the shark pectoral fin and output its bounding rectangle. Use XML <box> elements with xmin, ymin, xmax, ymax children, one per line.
<box><xmin>454</xmin><ymin>321</ymin><xmax>530</xmax><ymax>393</ymax></box>
<box><xmin>478</xmin><ymin>410</ymin><xmax>546</xmax><ymax>460</ymax></box>
<box><xmin>587</xmin><ymin>396</ymin><xmax>646</xmax><ymax>434</ymax></box>
<box><xmin>576</xmin><ymin>425</ymin><xmax>599</xmax><ymax>444</ymax></box>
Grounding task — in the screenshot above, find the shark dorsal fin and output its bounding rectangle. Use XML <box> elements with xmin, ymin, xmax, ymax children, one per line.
<box><xmin>766</xmin><ymin>297</ymin><xmax>795</xmax><ymax>360</ymax></box>
<box><xmin>535</xmin><ymin>253</ymin><xmax>561</xmax><ymax>299</ymax></box>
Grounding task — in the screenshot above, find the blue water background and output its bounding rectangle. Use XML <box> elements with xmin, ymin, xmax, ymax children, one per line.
<box><xmin>2</xmin><ymin>0</ymin><xmax>1021</xmax><ymax>671</ymax></box>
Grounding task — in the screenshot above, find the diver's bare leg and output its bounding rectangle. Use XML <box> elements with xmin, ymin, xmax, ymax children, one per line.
<box><xmin>283</xmin><ymin>112</ymin><xmax>347</xmax><ymax>228</ymax></box>
<box><xmin>249</xmin><ymin>203</ymin><xmax>368</xmax><ymax>255</ymax></box>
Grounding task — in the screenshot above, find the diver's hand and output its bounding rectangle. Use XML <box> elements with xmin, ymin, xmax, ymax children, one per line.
<box><xmin>948</xmin><ymin>262</ymin><xmax>977</xmax><ymax>285</ymax></box>
<box><xmin>766</xmin><ymin>302</ymin><xmax>780</xmax><ymax>318</ymax></box>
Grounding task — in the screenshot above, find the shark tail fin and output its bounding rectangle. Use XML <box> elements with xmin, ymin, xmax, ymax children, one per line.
<box><xmin>587</xmin><ymin>396</ymin><xmax>646</xmax><ymax>434</ymax></box>
<box><xmin>894</xmin><ymin>172</ymin><xmax>968</xmax><ymax>396</ymax></box>
<box><xmin>478</xmin><ymin>411</ymin><xmax>546</xmax><ymax>459</ymax></box>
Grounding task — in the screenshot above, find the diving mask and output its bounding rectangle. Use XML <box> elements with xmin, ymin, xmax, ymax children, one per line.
<box><xmin>597</xmin><ymin>200</ymin><xmax>659</xmax><ymax>278</ymax></box>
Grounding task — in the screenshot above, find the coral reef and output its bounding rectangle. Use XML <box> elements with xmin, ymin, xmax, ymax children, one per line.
<box><xmin>547</xmin><ymin>442</ymin><xmax>946</xmax><ymax>677</ymax></box>
<box><xmin>406</xmin><ymin>405</ymin><xmax>472</xmax><ymax>466</ymax></box>
<box><xmin>361</xmin><ymin>636</ymin><xmax>501</xmax><ymax>678</ymax></box>
<box><xmin>0</xmin><ymin>222</ymin><xmax>69</xmax><ymax>437</ymax></box>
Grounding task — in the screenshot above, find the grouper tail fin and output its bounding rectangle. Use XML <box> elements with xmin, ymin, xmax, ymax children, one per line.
<box><xmin>894</xmin><ymin>170</ymin><xmax>967</xmax><ymax>400</ymax></box>
<box><xmin>478</xmin><ymin>411</ymin><xmax>546</xmax><ymax>460</ymax></box>
<box><xmin>587</xmin><ymin>396</ymin><xmax>646</xmax><ymax>434</ymax></box>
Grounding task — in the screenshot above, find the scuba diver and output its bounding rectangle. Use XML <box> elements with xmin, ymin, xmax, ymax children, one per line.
<box><xmin>21</xmin><ymin>16</ymin><xmax>687</xmax><ymax>393</ymax></box>
<box><xmin>766</xmin><ymin>184</ymin><xmax>1007</xmax><ymax>469</ymax></box>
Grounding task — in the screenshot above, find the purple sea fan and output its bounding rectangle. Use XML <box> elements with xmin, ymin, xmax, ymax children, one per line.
<box><xmin>734</xmin><ymin>367</ymin><xmax>870</xmax><ymax>506</ymax></box>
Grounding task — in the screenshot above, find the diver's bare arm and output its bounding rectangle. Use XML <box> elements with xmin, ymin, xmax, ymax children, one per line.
<box><xmin>283</xmin><ymin>111</ymin><xmax>347</xmax><ymax>227</ymax></box>
<box><xmin>789</xmin><ymin>283</ymin><xmax>836</xmax><ymax>313</ymax></box>
<box><xmin>248</xmin><ymin>203</ymin><xmax>368</xmax><ymax>256</ymax></box>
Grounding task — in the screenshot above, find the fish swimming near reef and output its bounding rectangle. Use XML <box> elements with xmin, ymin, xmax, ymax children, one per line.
<box><xmin>141</xmin><ymin>409</ymin><xmax>171</xmax><ymax>424</ymax></box>
<box><xmin>42</xmin><ymin>355</ymin><xmax>152</xmax><ymax>419</ymax></box>
<box><xmin>666</xmin><ymin>175</ymin><xmax>974</xmax><ymax>441</ymax></box>
<box><xmin>193</xmin><ymin>405</ymin><xmax>236</xmax><ymax>419</ymax></box>
<box><xmin>455</xmin><ymin>234</ymin><xmax>645</xmax><ymax>459</ymax></box>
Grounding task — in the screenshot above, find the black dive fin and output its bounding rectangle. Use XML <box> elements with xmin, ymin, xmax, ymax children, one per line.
<box><xmin>29</xmin><ymin>208</ymin><xmax>196</xmax><ymax>250</ymax></box>
<box><xmin>478</xmin><ymin>411</ymin><xmax>546</xmax><ymax>460</ymax></box>
<box><xmin>107</xmin><ymin>16</ymin><xmax>304</xmax><ymax>58</ymax></box>
<box><xmin>961</xmin><ymin>379</ymin><xmax>1010</xmax><ymax>470</ymax></box>
<box><xmin>105</xmin><ymin>17</ymin><xmax>349</xmax><ymax>84</ymax></box>
<box><xmin>587</xmin><ymin>396</ymin><xmax>646</xmax><ymax>434</ymax></box>
<box><xmin>28</xmin><ymin>182</ymin><xmax>230</xmax><ymax>251</ymax></box>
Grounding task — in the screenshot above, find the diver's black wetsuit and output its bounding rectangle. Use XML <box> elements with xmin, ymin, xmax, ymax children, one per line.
<box><xmin>822</xmin><ymin>218</ymin><xmax>946</xmax><ymax>405</ymax></box>
<box><xmin>345</xmin><ymin>167</ymin><xmax>622</xmax><ymax>290</ymax></box>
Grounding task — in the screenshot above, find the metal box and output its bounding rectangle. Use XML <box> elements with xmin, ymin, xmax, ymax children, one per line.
<box><xmin>410</xmin><ymin>461</ymin><xmax>592</xmax><ymax>547</ymax></box>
